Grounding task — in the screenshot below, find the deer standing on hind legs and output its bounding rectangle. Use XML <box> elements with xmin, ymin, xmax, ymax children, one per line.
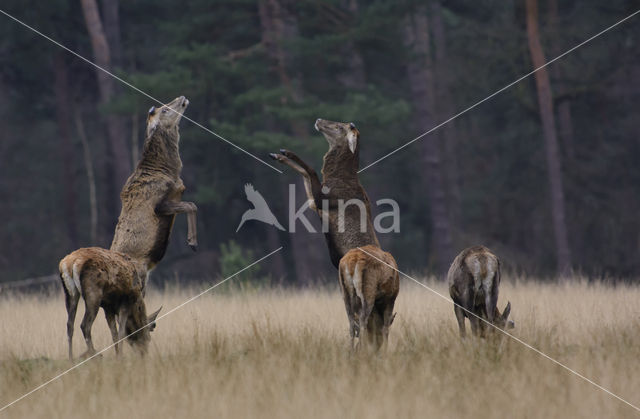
<box><xmin>270</xmin><ymin>119</ymin><xmax>399</xmax><ymax>351</ymax></box>
<box><xmin>111</xmin><ymin>96</ymin><xmax>198</xmax><ymax>290</ymax></box>
<box><xmin>447</xmin><ymin>246</ymin><xmax>514</xmax><ymax>339</ymax></box>
<box><xmin>57</xmin><ymin>96</ymin><xmax>196</xmax><ymax>359</ymax></box>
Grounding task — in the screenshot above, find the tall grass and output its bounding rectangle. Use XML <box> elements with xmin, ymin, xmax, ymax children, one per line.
<box><xmin>1</xmin><ymin>279</ymin><xmax>639</xmax><ymax>418</ymax></box>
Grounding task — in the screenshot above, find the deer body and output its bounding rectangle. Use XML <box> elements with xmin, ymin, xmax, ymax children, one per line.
<box><xmin>339</xmin><ymin>245</ymin><xmax>399</xmax><ymax>351</ymax></box>
<box><xmin>447</xmin><ymin>246</ymin><xmax>513</xmax><ymax>338</ymax></box>
<box><xmin>111</xmin><ymin>96</ymin><xmax>197</xmax><ymax>272</ymax></box>
<box><xmin>59</xmin><ymin>247</ymin><xmax>161</xmax><ymax>360</ymax></box>
<box><xmin>270</xmin><ymin>119</ymin><xmax>379</xmax><ymax>268</ymax></box>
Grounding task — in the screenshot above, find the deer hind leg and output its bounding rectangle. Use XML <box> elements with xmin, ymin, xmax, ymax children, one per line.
<box><xmin>339</xmin><ymin>266</ymin><xmax>358</xmax><ymax>351</ymax></box>
<box><xmin>79</xmin><ymin>298</ymin><xmax>100</xmax><ymax>358</ymax></box>
<box><xmin>454</xmin><ymin>305</ymin><xmax>466</xmax><ymax>338</ymax></box>
<box><xmin>64</xmin><ymin>289</ymin><xmax>80</xmax><ymax>360</ymax></box>
<box><xmin>357</xmin><ymin>299</ymin><xmax>375</xmax><ymax>352</ymax></box>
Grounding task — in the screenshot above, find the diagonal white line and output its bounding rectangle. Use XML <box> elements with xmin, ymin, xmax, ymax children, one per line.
<box><xmin>0</xmin><ymin>246</ymin><xmax>283</xmax><ymax>414</ymax></box>
<box><xmin>0</xmin><ymin>8</ymin><xmax>283</xmax><ymax>174</ymax></box>
<box><xmin>355</xmin><ymin>246</ymin><xmax>640</xmax><ymax>414</ymax></box>
<box><xmin>358</xmin><ymin>9</ymin><xmax>640</xmax><ymax>173</ymax></box>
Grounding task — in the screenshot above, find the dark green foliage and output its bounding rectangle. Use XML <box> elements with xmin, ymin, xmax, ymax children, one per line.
<box><xmin>0</xmin><ymin>0</ymin><xmax>638</xmax><ymax>282</ymax></box>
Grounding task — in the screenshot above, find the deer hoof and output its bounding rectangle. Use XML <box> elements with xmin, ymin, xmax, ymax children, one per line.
<box><xmin>189</xmin><ymin>243</ymin><xmax>198</xmax><ymax>252</ymax></box>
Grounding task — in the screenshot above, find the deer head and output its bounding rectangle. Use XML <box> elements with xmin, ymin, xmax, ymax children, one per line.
<box><xmin>146</xmin><ymin>96</ymin><xmax>189</xmax><ymax>137</ymax></box>
<box><xmin>494</xmin><ymin>301</ymin><xmax>514</xmax><ymax>330</ymax></box>
<box><xmin>126</xmin><ymin>303</ymin><xmax>162</xmax><ymax>353</ymax></box>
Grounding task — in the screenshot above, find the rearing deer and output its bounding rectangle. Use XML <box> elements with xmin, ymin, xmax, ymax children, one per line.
<box><xmin>111</xmin><ymin>96</ymin><xmax>197</xmax><ymax>276</ymax></box>
<box><xmin>270</xmin><ymin>119</ymin><xmax>398</xmax><ymax>351</ymax></box>
<box><xmin>447</xmin><ymin>246</ymin><xmax>514</xmax><ymax>338</ymax></box>
<box><xmin>269</xmin><ymin>119</ymin><xmax>379</xmax><ymax>267</ymax></box>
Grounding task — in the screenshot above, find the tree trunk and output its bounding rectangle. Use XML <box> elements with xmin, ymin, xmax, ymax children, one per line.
<box><xmin>101</xmin><ymin>0</ymin><xmax>123</xmax><ymax>68</ymax></box>
<box><xmin>75</xmin><ymin>111</ymin><xmax>99</xmax><ymax>245</ymax></box>
<box><xmin>258</xmin><ymin>0</ymin><xmax>307</xmax><ymax>139</ymax></box>
<box><xmin>258</xmin><ymin>0</ymin><xmax>326</xmax><ymax>283</ymax></box>
<box><xmin>403</xmin><ymin>8</ymin><xmax>454</xmax><ymax>275</ymax></box>
<box><xmin>431</xmin><ymin>0</ymin><xmax>462</xmax><ymax>232</ymax></box>
<box><xmin>526</xmin><ymin>0</ymin><xmax>571</xmax><ymax>276</ymax></box>
<box><xmin>80</xmin><ymin>0</ymin><xmax>130</xmax><ymax>230</ymax></box>
<box><xmin>54</xmin><ymin>51</ymin><xmax>79</xmax><ymax>248</ymax></box>
<box><xmin>337</xmin><ymin>0</ymin><xmax>366</xmax><ymax>90</ymax></box>
<box><xmin>547</xmin><ymin>0</ymin><xmax>576</xmax><ymax>162</ymax></box>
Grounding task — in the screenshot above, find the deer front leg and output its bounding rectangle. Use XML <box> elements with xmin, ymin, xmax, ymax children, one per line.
<box><xmin>468</xmin><ymin>309</ymin><xmax>481</xmax><ymax>337</ymax></box>
<box><xmin>269</xmin><ymin>150</ymin><xmax>323</xmax><ymax>210</ymax></box>
<box><xmin>116</xmin><ymin>306</ymin><xmax>130</xmax><ymax>357</ymax></box>
<box><xmin>454</xmin><ymin>305</ymin><xmax>466</xmax><ymax>339</ymax></box>
<box><xmin>381</xmin><ymin>302</ymin><xmax>396</xmax><ymax>352</ymax></box>
<box><xmin>104</xmin><ymin>310</ymin><xmax>120</xmax><ymax>356</ymax></box>
<box><xmin>156</xmin><ymin>200</ymin><xmax>198</xmax><ymax>251</ymax></box>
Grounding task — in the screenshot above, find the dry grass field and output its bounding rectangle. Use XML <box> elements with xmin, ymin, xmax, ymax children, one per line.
<box><xmin>1</xmin><ymin>278</ymin><xmax>640</xmax><ymax>418</ymax></box>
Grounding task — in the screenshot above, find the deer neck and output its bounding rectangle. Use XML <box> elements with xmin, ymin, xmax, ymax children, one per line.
<box><xmin>321</xmin><ymin>147</ymin><xmax>359</xmax><ymax>184</ymax></box>
<box><xmin>138</xmin><ymin>128</ymin><xmax>182</xmax><ymax>177</ymax></box>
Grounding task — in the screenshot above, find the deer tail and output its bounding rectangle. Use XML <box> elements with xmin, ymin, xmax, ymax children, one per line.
<box><xmin>59</xmin><ymin>256</ymin><xmax>84</xmax><ymax>298</ymax></box>
<box><xmin>352</xmin><ymin>259</ymin><xmax>366</xmax><ymax>303</ymax></box>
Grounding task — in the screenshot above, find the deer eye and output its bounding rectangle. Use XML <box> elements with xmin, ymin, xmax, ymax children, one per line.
<box><xmin>162</xmin><ymin>108</ymin><xmax>168</xmax><ymax>114</ymax></box>
<box><xmin>148</xmin><ymin>106</ymin><xmax>156</xmax><ymax>115</ymax></box>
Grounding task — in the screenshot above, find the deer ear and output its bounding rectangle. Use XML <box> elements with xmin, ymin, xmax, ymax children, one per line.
<box><xmin>148</xmin><ymin>306</ymin><xmax>162</xmax><ymax>331</ymax></box>
<box><xmin>146</xmin><ymin>115</ymin><xmax>159</xmax><ymax>137</ymax></box>
<box><xmin>347</xmin><ymin>130</ymin><xmax>358</xmax><ymax>154</ymax></box>
<box><xmin>502</xmin><ymin>301</ymin><xmax>511</xmax><ymax>320</ymax></box>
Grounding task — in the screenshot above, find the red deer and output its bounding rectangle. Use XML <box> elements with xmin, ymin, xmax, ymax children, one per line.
<box><xmin>59</xmin><ymin>247</ymin><xmax>161</xmax><ymax>360</ymax></box>
<box><xmin>111</xmin><ymin>96</ymin><xmax>197</xmax><ymax>280</ymax></box>
<box><xmin>270</xmin><ymin>119</ymin><xmax>397</xmax><ymax>349</ymax></box>
<box><xmin>339</xmin><ymin>246</ymin><xmax>399</xmax><ymax>351</ymax></box>
<box><xmin>447</xmin><ymin>246</ymin><xmax>514</xmax><ymax>338</ymax></box>
<box><xmin>270</xmin><ymin>119</ymin><xmax>380</xmax><ymax>268</ymax></box>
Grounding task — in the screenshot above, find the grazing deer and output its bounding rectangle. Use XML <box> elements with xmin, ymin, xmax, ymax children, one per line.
<box><xmin>271</xmin><ymin>119</ymin><xmax>397</xmax><ymax>349</ymax></box>
<box><xmin>111</xmin><ymin>96</ymin><xmax>197</xmax><ymax>277</ymax></box>
<box><xmin>59</xmin><ymin>247</ymin><xmax>161</xmax><ymax>360</ymax></box>
<box><xmin>339</xmin><ymin>246</ymin><xmax>399</xmax><ymax>351</ymax></box>
<box><xmin>447</xmin><ymin>246</ymin><xmax>514</xmax><ymax>338</ymax></box>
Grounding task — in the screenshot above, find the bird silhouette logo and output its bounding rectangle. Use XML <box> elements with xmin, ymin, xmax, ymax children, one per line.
<box><xmin>236</xmin><ymin>183</ymin><xmax>285</xmax><ymax>232</ymax></box>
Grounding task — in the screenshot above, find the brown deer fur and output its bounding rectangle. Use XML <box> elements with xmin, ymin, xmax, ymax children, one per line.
<box><xmin>447</xmin><ymin>246</ymin><xmax>514</xmax><ymax>338</ymax></box>
<box><xmin>110</xmin><ymin>96</ymin><xmax>197</xmax><ymax>273</ymax></box>
<box><xmin>271</xmin><ymin>119</ymin><xmax>397</xmax><ymax>349</ymax></box>
<box><xmin>59</xmin><ymin>247</ymin><xmax>161</xmax><ymax>359</ymax></box>
<box><xmin>270</xmin><ymin>119</ymin><xmax>380</xmax><ymax>268</ymax></box>
<box><xmin>339</xmin><ymin>245</ymin><xmax>399</xmax><ymax>351</ymax></box>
